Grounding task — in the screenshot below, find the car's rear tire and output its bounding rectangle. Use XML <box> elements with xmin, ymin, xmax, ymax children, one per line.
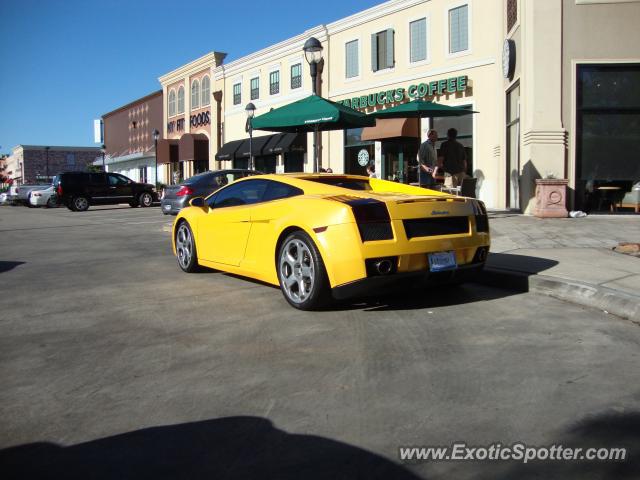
<box><xmin>139</xmin><ymin>192</ymin><xmax>153</xmax><ymax>207</ymax></box>
<box><xmin>277</xmin><ymin>230</ymin><xmax>330</xmax><ymax>310</ymax></box>
<box><xmin>175</xmin><ymin>221</ymin><xmax>199</xmax><ymax>273</ymax></box>
<box><xmin>72</xmin><ymin>196</ymin><xmax>89</xmax><ymax>212</ymax></box>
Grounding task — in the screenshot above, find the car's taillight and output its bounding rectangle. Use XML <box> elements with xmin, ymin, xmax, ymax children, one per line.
<box><xmin>344</xmin><ymin>198</ymin><xmax>394</xmax><ymax>242</ymax></box>
<box><xmin>57</xmin><ymin>185</ymin><xmax>63</xmax><ymax>196</ymax></box>
<box><xmin>176</xmin><ymin>186</ymin><xmax>194</xmax><ymax>197</ymax></box>
<box><xmin>33</xmin><ymin>193</ymin><xmax>41</xmax><ymax>197</ymax></box>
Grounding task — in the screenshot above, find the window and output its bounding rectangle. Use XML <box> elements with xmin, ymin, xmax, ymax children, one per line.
<box><xmin>177</xmin><ymin>87</ymin><xmax>185</xmax><ymax>113</ymax></box>
<box><xmin>138</xmin><ymin>166</ymin><xmax>148</xmax><ymax>184</ymax></box>
<box><xmin>233</xmin><ymin>83</ymin><xmax>241</xmax><ymax>105</ymax></box>
<box><xmin>576</xmin><ymin>64</ymin><xmax>640</xmax><ymax>210</ymax></box>
<box><xmin>108</xmin><ymin>173</ymin><xmax>130</xmax><ymax>186</ymax></box>
<box><xmin>345</xmin><ymin>40</ymin><xmax>359</xmax><ymax>78</ymax></box>
<box><xmin>250</xmin><ymin>77</ymin><xmax>260</xmax><ymax>100</ymax></box>
<box><xmin>291</xmin><ymin>63</ymin><xmax>302</xmax><ymax>89</ymax></box>
<box><xmin>191</xmin><ymin>79</ymin><xmax>200</xmax><ymax>109</ymax></box>
<box><xmin>449</xmin><ymin>4</ymin><xmax>469</xmax><ymax>54</ymax></box>
<box><xmin>263</xmin><ymin>181</ymin><xmax>303</xmax><ymax>202</ymax></box>
<box><xmin>210</xmin><ymin>179</ymin><xmax>269</xmax><ymax>208</ymax></box>
<box><xmin>371</xmin><ymin>29</ymin><xmax>394</xmax><ymax>72</ymax></box>
<box><xmin>168</xmin><ymin>90</ymin><xmax>176</xmax><ymax>116</ymax></box>
<box><xmin>507</xmin><ymin>0</ymin><xmax>517</xmax><ymax>32</ymax></box>
<box><xmin>201</xmin><ymin>76</ymin><xmax>210</xmax><ymax>106</ymax></box>
<box><xmin>410</xmin><ymin>18</ymin><xmax>427</xmax><ymax>63</ymax></box>
<box><xmin>89</xmin><ymin>173</ymin><xmax>106</xmax><ymax>185</ymax></box>
<box><xmin>269</xmin><ymin>71</ymin><xmax>280</xmax><ymax>95</ymax></box>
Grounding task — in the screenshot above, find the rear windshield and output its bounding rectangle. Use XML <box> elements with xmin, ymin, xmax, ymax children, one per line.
<box><xmin>305</xmin><ymin>177</ymin><xmax>372</xmax><ymax>191</ymax></box>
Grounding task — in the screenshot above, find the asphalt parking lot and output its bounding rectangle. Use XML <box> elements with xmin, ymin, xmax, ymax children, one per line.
<box><xmin>1</xmin><ymin>205</ymin><xmax>639</xmax><ymax>479</ymax></box>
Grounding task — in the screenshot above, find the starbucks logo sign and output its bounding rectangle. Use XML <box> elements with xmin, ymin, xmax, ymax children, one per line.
<box><xmin>357</xmin><ymin>149</ymin><xmax>370</xmax><ymax>167</ymax></box>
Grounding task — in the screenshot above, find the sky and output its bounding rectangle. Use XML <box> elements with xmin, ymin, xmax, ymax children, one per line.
<box><xmin>0</xmin><ymin>0</ymin><xmax>379</xmax><ymax>155</ymax></box>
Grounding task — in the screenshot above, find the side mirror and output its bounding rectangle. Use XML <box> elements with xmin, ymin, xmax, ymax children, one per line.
<box><xmin>189</xmin><ymin>197</ymin><xmax>205</xmax><ymax>208</ymax></box>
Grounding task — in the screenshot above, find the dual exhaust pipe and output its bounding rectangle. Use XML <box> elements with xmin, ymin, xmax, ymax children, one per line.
<box><xmin>373</xmin><ymin>259</ymin><xmax>393</xmax><ymax>275</ymax></box>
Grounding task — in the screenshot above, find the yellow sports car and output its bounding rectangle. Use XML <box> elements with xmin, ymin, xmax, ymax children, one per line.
<box><xmin>172</xmin><ymin>174</ymin><xmax>490</xmax><ymax>310</ymax></box>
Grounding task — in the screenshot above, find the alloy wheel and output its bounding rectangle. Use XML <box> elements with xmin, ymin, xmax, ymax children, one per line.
<box><xmin>176</xmin><ymin>224</ymin><xmax>193</xmax><ymax>269</ymax></box>
<box><xmin>279</xmin><ymin>238</ymin><xmax>315</xmax><ymax>304</ymax></box>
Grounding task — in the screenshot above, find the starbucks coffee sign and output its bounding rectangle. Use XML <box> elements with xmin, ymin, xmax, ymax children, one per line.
<box><xmin>341</xmin><ymin>75</ymin><xmax>469</xmax><ymax>110</ymax></box>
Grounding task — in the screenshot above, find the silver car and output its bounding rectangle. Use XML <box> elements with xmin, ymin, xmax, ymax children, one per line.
<box><xmin>161</xmin><ymin>169</ymin><xmax>258</xmax><ymax>215</ymax></box>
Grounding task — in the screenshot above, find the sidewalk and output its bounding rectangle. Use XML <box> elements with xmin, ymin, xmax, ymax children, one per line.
<box><xmin>479</xmin><ymin>213</ymin><xmax>640</xmax><ymax>323</ymax></box>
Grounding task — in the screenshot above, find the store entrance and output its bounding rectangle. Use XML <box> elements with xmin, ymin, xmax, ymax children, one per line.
<box><xmin>255</xmin><ymin>154</ymin><xmax>277</xmax><ymax>173</ymax></box>
<box><xmin>381</xmin><ymin>140</ymin><xmax>420</xmax><ymax>183</ymax></box>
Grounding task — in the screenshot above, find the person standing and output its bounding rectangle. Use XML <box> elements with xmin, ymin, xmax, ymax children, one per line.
<box><xmin>438</xmin><ymin>128</ymin><xmax>467</xmax><ymax>188</ymax></box>
<box><xmin>417</xmin><ymin>129</ymin><xmax>438</xmax><ymax>187</ymax></box>
<box><xmin>366</xmin><ymin>164</ymin><xmax>377</xmax><ymax>178</ymax></box>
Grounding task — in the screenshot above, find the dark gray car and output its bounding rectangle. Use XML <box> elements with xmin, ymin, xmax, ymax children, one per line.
<box><xmin>161</xmin><ymin>169</ymin><xmax>259</xmax><ymax>215</ymax></box>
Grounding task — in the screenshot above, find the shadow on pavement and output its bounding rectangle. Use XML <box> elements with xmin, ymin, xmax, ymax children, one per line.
<box><xmin>479</xmin><ymin>411</ymin><xmax>640</xmax><ymax>480</ymax></box>
<box><xmin>0</xmin><ymin>261</ymin><xmax>25</xmax><ymax>273</ymax></box>
<box><xmin>0</xmin><ymin>416</ymin><xmax>422</xmax><ymax>480</ymax></box>
<box><xmin>487</xmin><ymin>253</ymin><xmax>559</xmax><ymax>275</ymax></box>
<box><xmin>338</xmin><ymin>282</ymin><xmax>520</xmax><ymax>312</ymax></box>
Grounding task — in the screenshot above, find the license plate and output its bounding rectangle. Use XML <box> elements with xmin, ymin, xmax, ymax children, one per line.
<box><xmin>428</xmin><ymin>251</ymin><xmax>457</xmax><ymax>272</ymax></box>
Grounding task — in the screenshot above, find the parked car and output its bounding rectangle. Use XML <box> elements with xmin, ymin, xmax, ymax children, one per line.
<box><xmin>28</xmin><ymin>186</ymin><xmax>58</xmax><ymax>208</ymax></box>
<box><xmin>6</xmin><ymin>185</ymin><xmax>18</xmax><ymax>205</ymax></box>
<box><xmin>0</xmin><ymin>192</ymin><xmax>7</xmax><ymax>205</ymax></box>
<box><xmin>53</xmin><ymin>172</ymin><xmax>158</xmax><ymax>211</ymax></box>
<box><xmin>14</xmin><ymin>184</ymin><xmax>51</xmax><ymax>206</ymax></box>
<box><xmin>161</xmin><ymin>169</ymin><xmax>259</xmax><ymax>215</ymax></box>
<box><xmin>172</xmin><ymin>174</ymin><xmax>490</xmax><ymax>310</ymax></box>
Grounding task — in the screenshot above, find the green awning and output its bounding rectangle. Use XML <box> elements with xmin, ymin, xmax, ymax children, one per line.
<box><xmin>369</xmin><ymin>100</ymin><xmax>477</xmax><ymax>119</ymax></box>
<box><xmin>251</xmin><ymin>94</ymin><xmax>375</xmax><ymax>133</ymax></box>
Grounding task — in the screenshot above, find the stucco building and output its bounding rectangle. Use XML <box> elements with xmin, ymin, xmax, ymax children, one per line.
<box><xmin>162</xmin><ymin>0</ymin><xmax>640</xmax><ymax>212</ymax></box>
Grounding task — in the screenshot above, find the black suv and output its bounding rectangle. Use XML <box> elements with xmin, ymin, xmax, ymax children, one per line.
<box><xmin>54</xmin><ymin>172</ymin><xmax>158</xmax><ymax>211</ymax></box>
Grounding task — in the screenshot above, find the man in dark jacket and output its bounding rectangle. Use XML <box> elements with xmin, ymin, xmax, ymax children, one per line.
<box><xmin>438</xmin><ymin>128</ymin><xmax>467</xmax><ymax>188</ymax></box>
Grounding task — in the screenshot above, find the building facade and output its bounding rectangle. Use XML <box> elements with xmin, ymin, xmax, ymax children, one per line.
<box><xmin>101</xmin><ymin>90</ymin><xmax>164</xmax><ymax>184</ymax></box>
<box><xmin>158</xmin><ymin>52</ymin><xmax>227</xmax><ymax>185</ymax></box>
<box><xmin>6</xmin><ymin>145</ymin><xmax>101</xmax><ymax>185</ymax></box>
<box><xmin>167</xmin><ymin>0</ymin><xmax>640</xmax><ymax>212</ymax></box>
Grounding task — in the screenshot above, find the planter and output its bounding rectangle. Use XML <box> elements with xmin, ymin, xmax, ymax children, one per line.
<box><xmin>533</xmin><ymin>179</ymin><xmax>568</xmax><ymax>218</ymax></box>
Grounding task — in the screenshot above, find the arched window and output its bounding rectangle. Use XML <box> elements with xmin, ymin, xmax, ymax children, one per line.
<box><xmin>177</xmin><ymin>86</ymin><xmax>185</xmax><ymax>114</ymax></box>
<box><xmin>201</xmin><ymin>76</ymin><xmax>210</xmax><ymax>106</ymax></box>
<box><xmin>168</xmin><ymin>90</ymin><xmax>176</xmax><ymax>117</ymax></box>
<box><xmin>191</xmin><ymin>79</ymin><xmax>200</xmax><ymax>110</ymax></box>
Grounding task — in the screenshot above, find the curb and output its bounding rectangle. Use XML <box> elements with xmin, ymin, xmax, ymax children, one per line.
<box><xmin>477</xmin><ymin>267</ymin><xmax>640</xmax><ymax>324</ymax></box>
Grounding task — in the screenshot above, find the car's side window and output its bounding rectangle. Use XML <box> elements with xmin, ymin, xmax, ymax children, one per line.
<box><xmin>262</xmin><ymin>180</ymin><xmax>304</xmax><ymax>202</ymax></box>
<box><xmin>108</xmin><ymin>174</ymin><xmax>128</xmax><ymax>186</ymax></box>
<box><xmin>211</xmin><ymin>179</ymin><xmax>269</xmax><ymax>209</ymax></box>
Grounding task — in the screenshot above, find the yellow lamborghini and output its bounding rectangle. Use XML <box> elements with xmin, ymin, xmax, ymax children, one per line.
<box><xmin>172</xmin><ymin>174</ymin><xmax>490</xmax><ymax>310</ymax></box>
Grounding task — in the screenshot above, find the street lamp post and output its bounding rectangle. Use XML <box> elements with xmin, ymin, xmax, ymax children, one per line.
<box><xmin>245</xmin><ymin>103</ymin><xmax>256</xmax><ymax>170</ymax></box>
<box><xmin>45</xmin><ymin>146</ymin><xmax>50</xmax><ymax>180</ymax></box>
<box><xmin>152</xmin><ymin>129</ymin><xmax>160</xmax><ymax>186</ymax></box>
<box><xmin>101</xmin><ymin>144</ymin><xmax>106</xmax><ymax>172</ymax></box>
<box><xmin>303</xmin><ymin>37</ymin><xmax>324</xmax><ymax>173</ymax></box>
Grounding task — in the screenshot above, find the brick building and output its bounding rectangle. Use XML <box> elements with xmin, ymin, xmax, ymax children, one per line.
<box><xmin>6</xmin><ymin>145</ymin><xmax>102</xmax><ymax>184</ymax></box>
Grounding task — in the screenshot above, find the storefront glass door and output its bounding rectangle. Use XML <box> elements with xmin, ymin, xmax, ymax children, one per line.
<box><xmin>576</xmin><ymin>64</ymin><xmax>640</xmax><ymax>213</ymax></box>
<box><xmin>506</xmin><ymin>85</ymin><xmax>520</xmax><ymax>210</ymax></box>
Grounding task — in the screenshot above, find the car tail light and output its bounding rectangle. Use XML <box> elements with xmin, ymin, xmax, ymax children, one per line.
<box><xmin>176</xmin><ymin>186</ymin><xmax>194</xmax><ymax>197</ymax></box>
<box><xmin>57</xmin><ymin>185</ymin><xmax>63</xmax><ymax>196</ymax></box>
<box><xmin>328</xmin><ymin>196</ymin><xmax>393</xmax><ymax>242</ymax></box>
<box><xmin>33</xmin><ymin>193</ymin><xmax>42</xmax><ymax>197</ymax></box>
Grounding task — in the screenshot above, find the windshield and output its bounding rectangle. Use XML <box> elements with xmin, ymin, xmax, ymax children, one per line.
<box><xmin>305</xmin><ymin>177</ymin><xmax>373</xmax><ymax>191</ymax></box>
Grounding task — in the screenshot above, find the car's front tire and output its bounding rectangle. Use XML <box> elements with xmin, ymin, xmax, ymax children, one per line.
<box><xmin>277</xmin><ymin>231</ymin><xmax>330</xmax><ymax>310</ymax></box>
<box><xmin>139</xmin><ymin>192</ymin><xmax>153</xmax><ymax>207</ymax></box>
<box><xmin>175</xmin><ymin>221</ymin><xmax>199</xmax><ymax>272</ymax></box>
<box><xmin>71</xmin><ymin>196</ymin><xmax>89</xmax><ymax>211</ymax></box>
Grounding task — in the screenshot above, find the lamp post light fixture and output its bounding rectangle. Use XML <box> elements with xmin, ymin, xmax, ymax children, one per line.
<box><xmin>303</xmin><ymin>37</ymin><xmax>324</xmax><ymax>173</ymax></box>
<box><xmin>152</xmin><ymin>129</ymin><xmax>160</xmax><ymax>186</ymax></box>
<box><xmin>245</xmin><ymin>102</ymin><xmax>256</xmax><ymax>170</ymax></box>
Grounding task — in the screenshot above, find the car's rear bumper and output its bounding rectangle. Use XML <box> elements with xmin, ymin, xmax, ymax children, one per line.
<box><xmin>331</xmin><ymin>262</ymin><xmax>485</xmax><ymax>300</ymax></box>
<box><xmin>161</xmin><ymin>197</ymin><xmax>188</xmax><ymax>215</ymax></box>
